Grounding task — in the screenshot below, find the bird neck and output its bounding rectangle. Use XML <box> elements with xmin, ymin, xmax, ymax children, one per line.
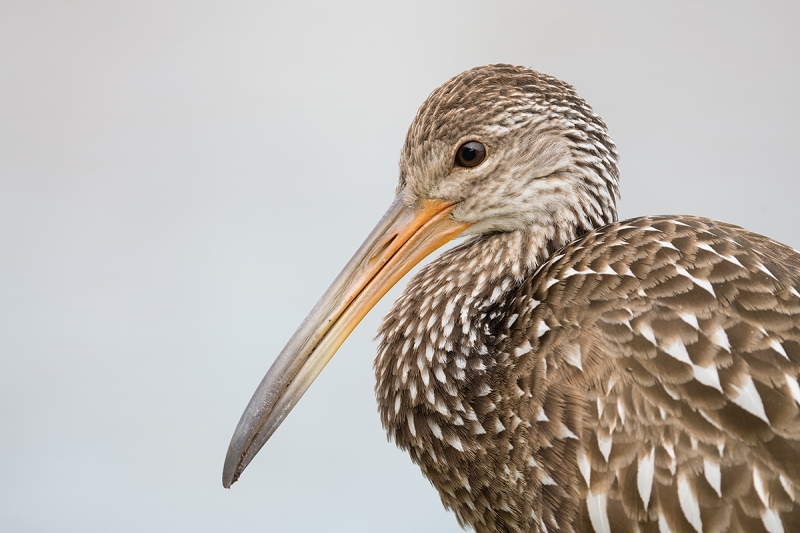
<box><xmin>375</xmin><ymin>225</ymin><xmax>585</xmax><ymax>442</ymax></box>
<box><xmin>374</xmin><ymin>226</ymin><xmax>587</xmax><ymax>528</ymax></box>
<box><xmin>450</xmin><ymin>222</ymin><xmax>593</xmax><ymax>285</ymax></box>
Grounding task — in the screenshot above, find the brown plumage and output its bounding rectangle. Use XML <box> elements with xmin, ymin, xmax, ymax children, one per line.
<box><xmin>224</xmin><ymin>65</ymin><xmax>800</xmax><ymax>533</ymax></box>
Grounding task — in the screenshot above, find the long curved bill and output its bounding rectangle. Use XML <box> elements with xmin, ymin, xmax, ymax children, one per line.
<box><xmin>223</xmin><ymin>191</ymin><xmax>471</xmax><ymax>487</ymax></box>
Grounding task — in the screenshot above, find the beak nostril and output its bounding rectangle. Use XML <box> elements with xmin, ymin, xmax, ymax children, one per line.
<box><xmin>371</xmin><ymin>234</ymin><xmax>397</xmax><ymax>260</ymax></box>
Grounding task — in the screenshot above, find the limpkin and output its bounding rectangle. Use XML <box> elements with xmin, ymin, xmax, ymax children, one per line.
<box><xmin>223</xmin><ymin>65</ymin><xmax>800</xmax><ymax>532</ymax></box>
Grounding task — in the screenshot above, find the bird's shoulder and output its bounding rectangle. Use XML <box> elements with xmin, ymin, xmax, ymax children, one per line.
<box><xmin>492</xmin><ymin>215</ymin><xmax>800</xmax><ymax>532</ymax></box>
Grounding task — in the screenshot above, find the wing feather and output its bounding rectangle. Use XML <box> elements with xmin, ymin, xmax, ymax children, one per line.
<box><xmin>517</xmin><ymin>216</ymin><xmax>800</xmax><ymax>531</ymax></box>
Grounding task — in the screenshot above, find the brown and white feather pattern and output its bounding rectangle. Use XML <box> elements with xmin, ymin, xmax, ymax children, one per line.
<box><xmin>398</xmin><ymin>65</ymin><xmax>619</xmax><ymax>239</ymax></box>
<box><xmin>376</xmin><ymin>216</ymin><xmax>800</xmax><ymax>533</ymax></box>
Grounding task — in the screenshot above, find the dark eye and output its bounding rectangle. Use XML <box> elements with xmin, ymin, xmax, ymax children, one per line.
<box><xmin>455</xmin><ymin>141</ymin><xmax>487</xmax><ymax>168</ymax></box>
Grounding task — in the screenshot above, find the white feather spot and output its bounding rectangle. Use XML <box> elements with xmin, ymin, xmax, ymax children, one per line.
<box><xmin>661</xmin><ymin>340</ymin><xmax>723</xmax><ymax>392</ymax></box>
<box><xmin>597</xmin><ymin>264</ymin><xmax>617</xmax><ymax>275</ymax></box>
<box><xmin>753</xmin><ymin>468</ymin><xmax>770</xmax><ymax>507</ymax></box>
<box><xmin>434</xmin><ymin>397</ymin><xmax>449</xmax><ymax>416</ymax></box>
<box><xmin>659</xmin><ymin>514</ymin><xmax>673</xmax><ymax>533</ymax></box>
<box><xmin>617</xmin><ymin>399</ymin><xmax>626</xmax><ymax>425</ymax></box>
<box><xmin>541</xmin><ymin>473</ymin><xmax>557</xmax><ymax>485</ymax></box>
<box><xmin>708</xmin><ymin>325</ymin><xmax>732</xmax><ymax>352</ymax></box>
<box><xmin>488</xmin><ymin>285</ymin><xmax>503</xmax><ymax>302</ymax></box>
<box><xmin>664</xmin><ymin>385</ymin><xmax>681</xmax><ymax>401</ymax></box>
<box><xmin>406</xmin><ymin>413</ymin><xmax>416</xmax><ymax>437</ymax></box>
<box><xmin>587</xmin><ymin>493</ymin><xmax>611</xmax><ymax>533</ymax></box>
<box><xmin>722</xmin><ymin>253</ymin><xmax>746</xmax><ymax>268</ymax></box>
<box><xmin>786</xmin><ymin>374</ymin><xmax>800</xmax><ymax>406</ymax></box>
<box><xmin>562</xmin><ymin>343</ymin><xmax>582</xmax><ymax>370</ymax></box>
<box><xmin>663</xmin><ymin>338</ymin><xmax>692</xmax><ymax>364</ymax></box>
<box><xmin>442</xmin><ymin>320</ymin><xmax>454</xmax><ymax>340</ymax></box>
<box><xmin>638</xmin><ymin>321</ymin><xmax>657</xmax><ymax>345</ymax></box>
<box><xmin>696</xmin><ymin>243</ymin><xmax>720</xmax><ymax>255</ymax></box>
<box><xmin>678</xmin><ymin>475</ymin><xmax>703</xmax><ymax>532</ymax></box>
<box><xmin>394</xmin><ymin>395</ymin><xmax>402</xmax><ymax>415</ymax></box>
<box><xmin>443</xmin><ymin>299</ymin><xmax>456</xmax><ymax>320</ymax></box>
<box><xmin>698</xmin><ymin>409</ymin><xmax>724</xmax><ymax>431</ymax></box>
<box><xmin>638</xmin><ymin>448</ymin><xmax>655</xmax><ymax>509</ymax></box>
<box><xmin>692</xmin><ymin>364</ymin><xmax>723</xmax><ymax>393</ymax></box>
<box><xmin>704</xmin><ymin>458</ymin><xmax>721</xmax><ymax>497</ymax></box>
<box><xmin>515</xmin><ymin>339</ymin><xmax>532</xmax><ymax>357</ymax></box>
<box><xmin>678</xmin><ymin>312</ymin><xmax>699</xmax><ymax>330</ymax></box>
<box><xmin>536</xmin><ymin>321</ymin><xmax>550</xmax><ymax>337</ymax></box>
<box><xmin>420</xmin><ymin>368</ymin><xmax>430</xmax><ymax>387</ymax></box>
<box><xmin>675</xmin><ymin>265</ymin><xmax>716</xmax><ymax>296</ymax></box>
<box><xmin>577</xmin><ymin>446</ymin><xmax>591</xmax><ymax>487</ymax></box>
<box><xmin>495</xmin><ymin>418</ymin><xmax>505</xmax><ymax>433</ymax></box>
<box><xmin>754</xmin><ymin>469</ymin><xmax>786</xmax><ymax>532</ymax></box>
<box><xmin>597</xmin><ymin>435</ymin><xmax>612</xmax><ymax>462</ymax></box>
<box><xmin>756</xmin><ymin>262</ymin><xmax>778</xmax><ymax>280</ymax></box>
<box><xmin>663</xmin><ymin>442</ymin><xmax>676</xmax><ymax>475</ymax></box>
<box><xmin>557</xmin><ymin>422</ymin><xmax>578</xmax><ymax>440</ymax></box>
<box><xmin>770</xmin><ymin>339</ymin><xmax>789</xmax><ymax>360</ymax></box>
<box><xmin>425</xmin><ymin>343</ymin><xmax>435</xmax><ymax>362</ymax></box>
<box><xmin>780</xmin><ymin>474</ymin><xmax>796</xmax><ymax>502</ymax></box>
<box><xmin>425</xmin><ymin>387</ymin><xmax>435</xmax><ymax>406</ymax></box>
<box><xmin>427</xmin><ymin>419</ymin><xmax>443</xmax><ymax>440</ymax></box>
<box><xmin>762</xmin><ymin>509</ymin><xmax>785</xmax><ymax>533</ymax></box>
<box><xmin>426</xmin><ymin>313</ymin><xmax>437</xmax><ymax>330</ymax></box>
<box><xmin>447</xmin><ymin>434</ymin><xmax>464</xmax><ymax>452</ymax></box>
<box><xmin>471</xmin><ymin>273</ymin><xmax>487</xmax><ymax>297</ymax></box>
<box><xmin>434</xmin><ymin>366</ymin><xmax>447</xmax><ymax>383</ymax></box>
<box><xmin>731</xmin><ymin>374</ymin><xmax>770</xmax><ymax>423</ymax></box>
<box><xmin>619</xmin><ymin>264</ymin><xmax>636</xmax><ymax>277</ymax></box>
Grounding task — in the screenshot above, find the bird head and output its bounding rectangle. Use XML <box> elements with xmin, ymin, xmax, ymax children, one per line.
<box><xmin>399</xmin><ymin>64</ymin><xmax>619</xmax><ymax>237</ymax></box>
<box><xmin>223</xmin><ymin>64</ymin><xmax>619</xmax><ymax>487</ymax></box>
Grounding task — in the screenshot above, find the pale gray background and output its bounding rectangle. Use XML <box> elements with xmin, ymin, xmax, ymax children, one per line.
<box><xmin>1</xmin><ymin>1</ymin><xmax>799</xmax><ymax>532</ymax></box>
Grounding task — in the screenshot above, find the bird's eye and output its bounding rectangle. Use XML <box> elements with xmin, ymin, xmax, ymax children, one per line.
<box><xmin>455</xmin><ymin>141</ymin><xmax>487</xmax><ymax>168</ymax></box>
